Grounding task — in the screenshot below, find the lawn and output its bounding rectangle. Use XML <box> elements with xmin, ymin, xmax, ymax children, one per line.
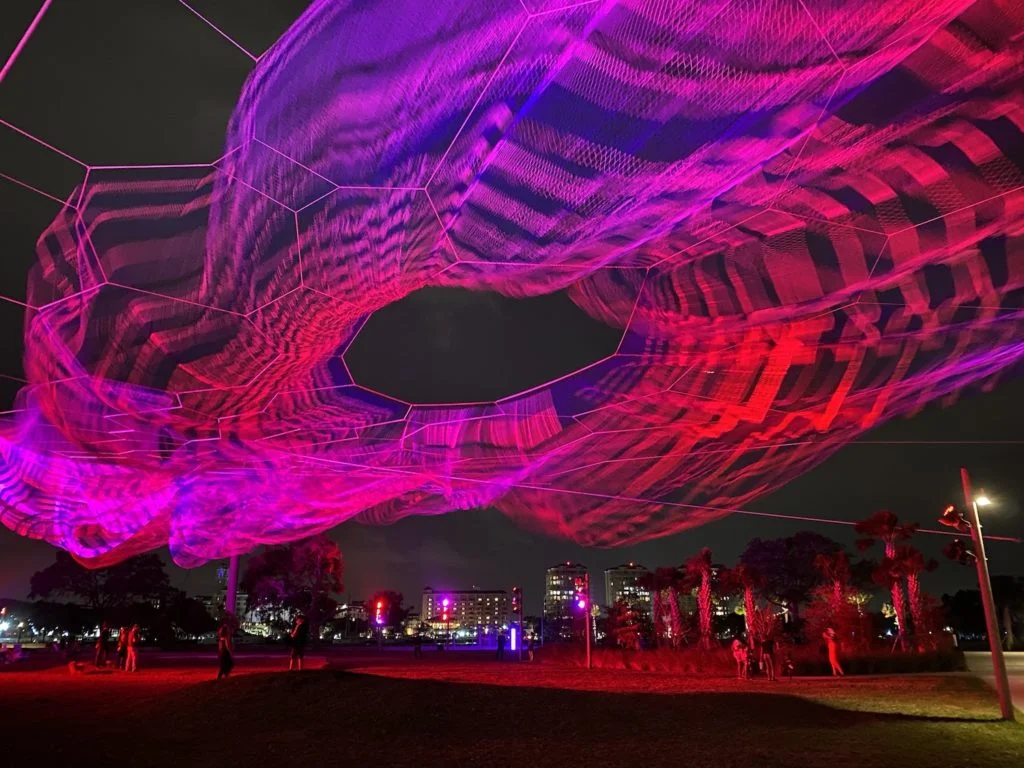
<box><xmin>2</xmin><ymin>657</ymin><xmax>1021</xmax><ymax>767</ymax></box>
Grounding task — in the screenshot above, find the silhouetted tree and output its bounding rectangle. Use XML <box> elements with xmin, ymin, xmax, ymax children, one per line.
<box><xmin>992</xmin><ymin>576</ymin><xmax>1024</xmax><ymax>650</ymax></box>
<box><xmin>242</xmin><ymin>535</ymin><xmax>343</xmax><ymax>641</ymax></box>
<box><xmin>856</xmin><ymin>511</ymin><xmax>917</xmax><ymax>649</ymax></box>
<box><xmin>740</xmin><ymin>532</ymin><xmax>841</xmax><ymax>620</ymax></box>
<box><xmin>29</xmin><ymin>551</ymin><xmax>170</xmax><ymax>617</ymax></box>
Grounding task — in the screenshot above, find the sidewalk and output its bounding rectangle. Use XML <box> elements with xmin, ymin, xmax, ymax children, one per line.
<box><xmin>963</xmin><ymin>651</ymin><xmax>1023</xmax><ymax>713</ymax></box>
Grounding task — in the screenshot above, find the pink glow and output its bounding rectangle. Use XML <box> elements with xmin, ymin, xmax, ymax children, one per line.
<box><xmin>1</xmin><ymin>0</ymin><xmax>1023</xmax><ymax>567</ymax></box>
<box><xmin>0</xmin><ymin>0</ymin><xmax>52</xmax><ymax>86</ymax></box>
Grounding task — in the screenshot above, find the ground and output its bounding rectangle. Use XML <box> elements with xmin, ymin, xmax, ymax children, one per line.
<box><xmin>2</xmin><ymin>651</ymin><xmax>1022</xmax><ymax>767</ymax></box>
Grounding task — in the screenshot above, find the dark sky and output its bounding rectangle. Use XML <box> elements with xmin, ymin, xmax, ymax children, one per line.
<box><xmin>1</xmin><ymin>0</ymin><xmax>1022</xmax><ymax>612</ymax></box>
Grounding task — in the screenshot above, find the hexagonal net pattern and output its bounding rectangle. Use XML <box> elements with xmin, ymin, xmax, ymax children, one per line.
<box><xmin>2</xmin><ymin>0</ymin><xmax>1024</xmax><ymax>566</ymax></box>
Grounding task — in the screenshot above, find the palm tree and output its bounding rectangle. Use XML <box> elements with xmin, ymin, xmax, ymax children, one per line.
<box><xmin>637</xmin><ymin>567</ymin><xmax>679</xmax><ymax>648</ymax></box>
<box><xmin>733</xmin><ymin>563</ymin><xmax>761</xmax><ymax>637</ymax></box>
<box><xmin>683</xmin><ymin>548</ymin><xmax>714</xmax><ymax>649</ymax></box>
<box><xmin>855</xmin><ymin>510</ymin><xmax>917</xmax><ymax>649</ymax></box>
<box><xmin>896</xmin><ymin>545</ymin><xmax>937</xmax><ymax>645</ymax></box>
<box><xmin>814</xmin><ymin>550</ymin><xmax>851</xmax><ymax>621</ymax></box>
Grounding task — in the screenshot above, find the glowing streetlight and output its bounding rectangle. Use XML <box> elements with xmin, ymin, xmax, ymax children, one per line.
<box><xmin>975</xmin><ymin>494</ymin><xmax>992</xmax><ymax>507</ymax></box>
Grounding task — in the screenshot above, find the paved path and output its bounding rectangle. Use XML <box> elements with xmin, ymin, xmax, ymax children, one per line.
<box><xmin>964</xmin><ymin>651</ymin><xmax>1024</xmax><ymax>713</ymax></box>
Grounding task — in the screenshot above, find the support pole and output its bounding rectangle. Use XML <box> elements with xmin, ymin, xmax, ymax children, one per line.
<box><xmin>226</xmin><ymin>555</ymin><xmax>239</xmax><ymax>619</ymax></box>
<box><xmin>961</xmin><ymin>467</ymin><xmax>1015</xmax><ymax>721</ymax></box>
<box><xmin>585</xmin><ymin>572</ymin><xmax>592</xmax><ymax>670</ymax></box>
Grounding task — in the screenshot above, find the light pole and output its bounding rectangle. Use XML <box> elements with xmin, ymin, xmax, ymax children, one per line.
<box><xmin>441</xmin><ymin>597</ymin><xmax>451</xmax><ymax>650</ymax></box>
<box><xmin>960</xmin><ymin>468</ymin><xmax>1015</xmax><ymax>721</ymax></box>
<box><xmin>575</xmin><ymin>574</ymin><xmax>591</xmax><ymax>670</ymax></box>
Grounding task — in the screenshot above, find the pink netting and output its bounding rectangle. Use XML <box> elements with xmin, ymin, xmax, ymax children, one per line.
<box><xmin>2</xmin><ymin>0</ymin><xmax>1023</xmax><ymax>566</ymax></box>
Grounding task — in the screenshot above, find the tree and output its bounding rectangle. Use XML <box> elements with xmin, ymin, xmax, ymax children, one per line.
<box><xmin>719</xmin><ymin>564</ymin><xmax>760</xmax><ymax>637</ymax></box>
<box><xmin>606</xmin><ymin>600</ymin><xmax>642</xmax><ymax>650</ymax></box>
<box><xmin>896</xmin><ymin>545</ymin><xmax>938</xmax><ymax>646</ymax></box>
<box><xmin>682</xmin><ymin>549</ymin><xmax>714</xmax><ymax>649</ymax></box>
<box><xmin>992</xmin><ymin>575</ymin><xmax>1024</xmax><ymax>650</ymax></box>
<box><xmin>808</xmin><ymin>550</ymin><xmax>869</xmax><ymax>649</ymax></box>
<box><xmin>366</xmin><ymin>590</ymin><xmax>410</xmax><ymax>629</ymax></box>
<box><xmin>637</xmin><ymin>567</ymin><xmax>680</xmax><ymax>648</ymax></box>
<box><xmin>29</xmin><ymin>551</ymin><xmax>170</xmax><ymax>616</ymax></box>
<box><xmin>855</xmin><ymin>511</ymin><xmax>917</xmax><ymax>649</ymax></box>
<box><xmin>242</xmin><ymin>535</ymin><xmax>343</xmax><ymax>641</ymax></box>
<box><xmin>740</xmin><ymin>532</ymin><xmax>841</xmax><ymax>620</ymax></box>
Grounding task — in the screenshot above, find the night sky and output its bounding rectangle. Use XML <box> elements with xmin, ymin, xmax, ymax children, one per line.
<box><xmin>1</xmin><ymin>1</ymin><xmax>1022</xmax><ymax>612</ymax></box>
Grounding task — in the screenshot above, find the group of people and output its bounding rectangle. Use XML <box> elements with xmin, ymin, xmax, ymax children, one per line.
<box><xmin>730</xmin><ymin>627</ymin><xmax>844</xmax><ymax>679</ymax></box>
<box><xmin>93</xmin><ymin>623</ymin><xmax>140</xmax><ymax>671</ymax></box>
<box><xmin>731</xmin><ymin>634</ymin><xmax>784</xmax><ymax>681</ymax></box>
<box><xmin>216</xmin><ymin>614</ymin><xmax>309</xmax><ymax>680</ymax></box>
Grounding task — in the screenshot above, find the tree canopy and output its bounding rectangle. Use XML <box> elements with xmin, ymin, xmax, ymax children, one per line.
<box><xmin>29</xmin><ymin>551</ymin><xmax>170</xmax><ymax>615</ymax></box>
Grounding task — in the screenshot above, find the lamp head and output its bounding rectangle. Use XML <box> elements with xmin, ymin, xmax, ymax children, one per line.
<box><xmin>975</xmin><ymin>494</ymin><xmax>992</xmax><ymax>507</ymax></box>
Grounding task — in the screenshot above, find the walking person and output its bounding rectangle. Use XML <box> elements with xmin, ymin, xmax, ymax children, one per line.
<box><xmin>217</xmin><ymin>621</ymin><xmax>234</xmax><ymax>679</ymax></box>
<box><xmin>289</xmin><ymin>615</ymin><xmax>309</xmax><ymax>671</ymax></box>
<box><xmin>496</xmin><ymin>629</ymin><xmax>506</xmax><ymax>661</ymax></box>
<box><xmin>94</xmin><ymin>623</ymin><xmax>110</xmax><ymax>668</ymax></box>
<box><xmin>125</xmin><ymin>624</ymin><xmax>140</xmax><ymax>672</ymax></box>
<box><xmin>823</xmin><ymin>627</ymin><xmax>844</xmax><ymax>676</ymax></box>
<box><xmin>116</xmin><ymin>626</ymin><xmax>129</xmax><ymax>670</ymax></box>
<box><xmin>527</xmin><ymin>635</ymin><xmax>536</xmax><ymax>662</ymax></box>
<box><xmin>761</xmin><ymin>634</ymin><xmax>776</xmax><ymax>681</ymax></box>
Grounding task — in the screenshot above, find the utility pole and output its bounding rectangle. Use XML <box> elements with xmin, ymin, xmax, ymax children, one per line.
<box><xmin>961</xmin><ymin>467</ymin><xmax>1015</xmax><ymax>721</ymax></box>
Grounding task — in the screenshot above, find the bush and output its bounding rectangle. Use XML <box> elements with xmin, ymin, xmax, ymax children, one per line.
<box><xmin>538</xmin><ymin>642</ymin><xmax>964</xmax><ymax>676</ymax></box>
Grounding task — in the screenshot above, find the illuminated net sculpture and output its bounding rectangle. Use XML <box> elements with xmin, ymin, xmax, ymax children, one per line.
<box><xmin>1</xmin><ymin>0</ymin><xmax>1023</xmax><ymax>566</ymax></box>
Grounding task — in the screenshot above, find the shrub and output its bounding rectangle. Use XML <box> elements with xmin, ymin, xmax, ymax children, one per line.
<box><xmin>538</xmin><ymin>642</ymin><xmax>964</xmax><ymax>676</ymax></box>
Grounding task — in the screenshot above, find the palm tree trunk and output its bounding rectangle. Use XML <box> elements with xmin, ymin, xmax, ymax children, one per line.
<box><xmin>907</xmin><ymin>572</ymin><xmax>924</xmax><ymax>643</ymax></box>
<box><xmin>652</xmin><ymin>590</ymin><xmax>662</xmax><ymax>648</ymax></box>
<box><xmin>668</xmin><ymin>588</ymin><xmax>683</xmax><ymax>648</ymax></box>
<box><xmin>744</xmin><ymin>585</ymin><xmax>755</xmax><ymax>637</ymax></box>
<box><xmin>1003</xmin><ymin>604</ymin><xmax>1016</xmax><ymax>651</ymax></box>
<box><xmin>890</xmin><ymin>580</ymin><xmax>909</xmax><ymax>650</ymax></box>
<box><xmin>699</xmin><ymin>572</ymin><xmax>712</xmax><ymax>649</ymax></box>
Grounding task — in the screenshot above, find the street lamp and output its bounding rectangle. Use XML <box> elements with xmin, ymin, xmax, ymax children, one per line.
<box><xmin>441</xmin><ymin>597</ymin><xmax>451</xmax><ymax>650</ymax></box>
<box><xmin>574</xmin><ymin>576</ymin><xmax>591</xmax><ymax>670</ymax></box>
<box><xmin>938</xmin><ymin>469</ymin><xmax>1015</xmax><ymax>721</ymax></box>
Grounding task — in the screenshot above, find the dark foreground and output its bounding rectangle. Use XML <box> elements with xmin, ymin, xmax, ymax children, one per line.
<box><xmin>3</xmin><ymin>654</ymin><xmax>1022</xmax><ymax>767</ymax></box>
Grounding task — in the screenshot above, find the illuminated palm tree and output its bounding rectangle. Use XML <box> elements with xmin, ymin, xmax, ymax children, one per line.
<box><xmin>855</xmin><ymin>510</ymin><xmax>917</xmax><ymax>649</ymax></box>
<box><xmin>896</xmin><ymin>545</ymin><xmax>937</xmax><ymax>645</ymax></box>
<box><xmin>683</xmin><ymin>548</ymin><xmax>714</xmax><ymax>649</ymax></box>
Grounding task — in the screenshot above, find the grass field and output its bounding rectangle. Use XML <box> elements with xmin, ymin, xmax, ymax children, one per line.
<box><xmin>2</xmin><ymin>657</ymin><xmax>1021</xmax><ymax>767</ymax></box>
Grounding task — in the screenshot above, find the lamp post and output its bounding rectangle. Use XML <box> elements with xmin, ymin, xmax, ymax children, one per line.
<box><xmin>575</xmin><ymin>574</ymin><xmax>591</xmax><ymax>670</ymax></box>
<box><xmin>441</xmin><ymin>597</ymin><xmax>451</xmax><ymax>650</ymax></box>
<box><xmin>960</xmin><ymin>468</ymin><xmax>1015</xmax><ymax>721</ymax></box>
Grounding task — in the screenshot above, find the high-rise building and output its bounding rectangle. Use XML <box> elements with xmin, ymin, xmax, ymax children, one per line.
<box><xmin>603</xmin><ymin>562</ymin><xmax>652</xmax><ymax>616</ymax></box>
<box><xmin>421</xmin><ymin>587</ymin><xmax>508</xmax><ymax>631</ymax></box>
<box><xmin>544</xmin><ymin>562</ymin><xmax>589</xmax><ymax>618</ymax></box>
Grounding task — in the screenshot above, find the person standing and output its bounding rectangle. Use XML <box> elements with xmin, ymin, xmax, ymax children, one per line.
<box><xmin>823</xmin><ymin>627</ymin><xmax>843</xmax><ymax>676</ymax></box>
<box><xmin>761</xmin><ymin>634</ymin><xmax>776</xmax><ymax>681</ymax></box>
<box><xmin>496</xmin><ymin>629</ymin><xmax>506</xmax><ymax>661</ymax></box>
<box><xmin>94</xmin><ymin>623</ymin><xmax>110</xmax><ymax>668</ymax></box>
<box><xmin>125</xmin><ymin>624</ymin><xmax>140</xmax><ymax>672</ymax></box>
<box><xmin>116</xmin><ymin>627</ymin><xmax>129</xmax><ymax>670</ymax></box>
<box><xmin>413</xmin><ymin>631</ymin><xmax>423</xmax><ymax>659</ymax></box>
<box><xmin>289</xmin><ymin>616</ymin><xmax>309</xmax><ymax>671</ymax></box>
<box><xmin>731</xmin><ymin>638</ymin><xmax>747</xmax><ymax>679</ymax></box>
<box><xmin>217</xmin><ymin>621</ymin><xmax>234</xmax><ymax>679</ymax></box>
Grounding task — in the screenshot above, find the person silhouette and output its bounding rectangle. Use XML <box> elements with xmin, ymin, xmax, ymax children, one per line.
<box><xmin>823</xmin><ymin>627</ymin><xmax>844</xmax><ymax>676</ymax></box>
